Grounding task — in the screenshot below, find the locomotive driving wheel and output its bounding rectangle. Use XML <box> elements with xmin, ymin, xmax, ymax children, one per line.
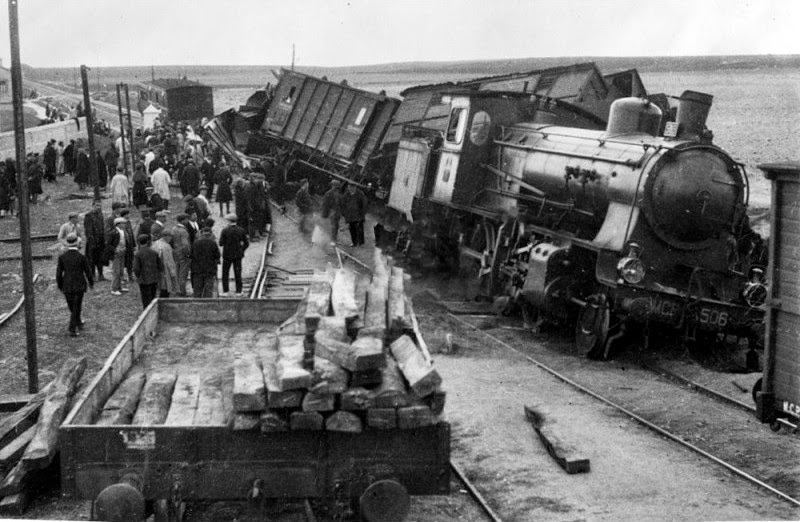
<box><xmin>576</xmin><ymin>294</ymin><xmax>611</xmax><ymax>360</ymax></box>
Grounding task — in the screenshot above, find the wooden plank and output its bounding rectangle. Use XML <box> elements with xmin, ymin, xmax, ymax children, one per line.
<box><xmin>301</xmin><ymin>391</ymin><xmax>336</xmax><ymax>412</ymax></box>
<box><xmin>0</xmin><ymin>394</ymin><xmax>33</xmax><ymax>413</ymax></box>
<box><xmin>304</xmin><ymin>281</ymin><xmax>332</xmax><ymax>334</ymax></box>
<box><xmin>0</xmin><ymin>383</ymin><xmax>53</xmax><ymax>448</ymax></box>
<box><xmin>373</xmin><ymin>356</ymin><xmax>409</xmax><ymax>408</ymax></box>
<box><xmin>95</xmin><ymin>372</ymin><xmax>146</xmax><ymax>426</ymax></box>
<box><xmin>194</xmin><ymin>374</ymin><xmax>227</xmax><ymax>426</ymax></box>
<box><xmin>22</xmin><ymin>357</ymin><xmax>87</xmax><ymax>470</ymax></box>
<box><xmin>390</xmin><ymin>335</ymin><xmax>441</xmax><ymax>398</ymax></box>
<box><xmin>524</xmin><ymin>405</ymin><xmax>590</xmax><ymax>474</ymax></box>
<box><xmin>277</xmin><ymin>335</ymin><xmax>313</xmax><ymax>391</ymax></box>
<box><xmin>0</xmin><ymin>459</ymin><xmax>29</xmax><ymax>496</ymax></box>
<box><xmin>165</xmin><ymin>374</ymin><xmax>202</xmax><ymax>425</ymax></box>
<box><xmin>260</xmin><ymin>410</ymin><xmax>289</xmax><ymax>432</ymax></box>
<box><xmin>314</xmin><ymin>335</ymin><xmax>385</xmax><ymax>372</ymax></box>
<box><xmin>316</xmin><ymin>316</ymin><xmax>349</xmax><ymax>342</ymax></box>
<box><xmin>276</xmin><ymin>294</ymin><xmax>309</xmax><ymax>335</ymax></box>
<box><xmin>366</xmin><ymin>408</ymin><xmax>397</xmax><ymax>430</ymax></box>
<box><xmin>331</xmin><ymin>269</ymin><xmax>359</xmax><ymax>322</ymax></box>
<box><xmin>340</xmin><ymin>387</ymin><xmax>375</xmax><ymax>411</ymax></box>
<box><xmin>406</xmin><ymin>296</ymin><xmax>433</xmax><ymax>364</ymax></box>
<box><xmin>363</xmin><ymin>283</ymin><xmax>387</xmax><ymax>339</ymax></box>
<box><xmin>290</xmin><ymin>411</ymin><xmax>324</xmax><ymax>431</ymax></box>
<box><xmin>325</xmin><ymin>411</ymin><xmax>363</xmax><ymax>433</ymax></box>
<box><xmin>0</xmin><ymin>489</ymin><xmax>31</xmax><ymax>516</ymax></box>
<box><xmin>233</xmin><ymin>352</ymin><xmax>267</xmax><ymax>412</ymax></box>
<box><xmin>351</xmin><ymin>368</ymin><xmax>383</xmax><ymax>387</ymax></box>
<box><xmin>233</xmin><ymin>412</ymin><xmax>261</xmax><ymax>431</ymax></box>
<box><xmin>388</xmin><ymin>267</ymin><xmax>408</xmax><ymax>332</ymax></box>
<box><xmin>311</xmin><ymin>357</ymin><xmax>349</xmax><ymax>394</ymax></box>
<box><xmin>0</xmin><ymin>425</ymin><xmax>35</xmax><ymax>470</ymax></box>
<box><xmin>260</xmin><ymin>337</ymin><xmax>304</xmax><ymax>408</ymax></box>
<box><xmin>424</xmin><ymin>389</ymin><xmax>447</xmax><ymax>416</ymax></box>
<box><xmin>397</xmin><ymin>405</ymin><xmax>435</xmax><ymax>429</ymax></box>
<box><xmin>131</xmin><ymin>373</ymin><xmax>177</xmax><ymax>426</ymax></box>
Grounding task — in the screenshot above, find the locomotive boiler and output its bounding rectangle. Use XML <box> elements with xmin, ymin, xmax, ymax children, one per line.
<box><xmin>389</xmin><ymin>90</ymin><xmax>765</xmax><ymax>358</ymax></box>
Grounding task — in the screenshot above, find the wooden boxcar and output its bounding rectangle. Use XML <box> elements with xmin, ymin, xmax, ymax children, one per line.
<box><xmin>756</xmin><ymin>162</ymin><xmax>800</xmax><ymax>430</ymax></box>
<box><xmin>59</xmin><ymin>299</ymin><xmax>450</xmax><ymax>517</ymax></box>
<box><xmin>137</xmin><ymin>78</ymin><xmax>214</xmax><ymax>123</ymax></box>
<box><xmin>262</xmin><ymin>69</ymin><xmax>400</xmax><ymax>172</ymax></box>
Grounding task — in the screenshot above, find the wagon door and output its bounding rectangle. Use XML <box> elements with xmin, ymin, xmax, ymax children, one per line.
<box><xmin>388</xmin><ymin>138</ymin><xmax>432</xmax><ymax>217</ymax></box>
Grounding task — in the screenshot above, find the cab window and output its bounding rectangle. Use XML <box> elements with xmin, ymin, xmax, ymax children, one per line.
<box><xmin>446</xmin><ymin>107</ymin><xmax>466</xmax><ymax>144</ymax></box>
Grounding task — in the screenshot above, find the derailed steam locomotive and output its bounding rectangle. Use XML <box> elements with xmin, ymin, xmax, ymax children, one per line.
<box><xmin>207</xmin><ymin>65</ymin><xmax>767</xmax><ymax>358</ymax></box>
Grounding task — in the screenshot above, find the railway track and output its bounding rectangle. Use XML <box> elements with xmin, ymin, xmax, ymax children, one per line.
<box><xmin>0</xmin><ymin>274</ymin><xmax>39</xmax><ymax>328</ymax></box>
<box><xmin>444</xmin><ymin>308</ymin><xmax>800</xmax><ymax>512</ymax></box>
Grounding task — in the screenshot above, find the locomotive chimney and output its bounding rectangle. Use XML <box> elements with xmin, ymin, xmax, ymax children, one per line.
<box><xmin>676</xmin><ymin>90</ymin><xmax>713</xmax><ymax>140</ymax></box>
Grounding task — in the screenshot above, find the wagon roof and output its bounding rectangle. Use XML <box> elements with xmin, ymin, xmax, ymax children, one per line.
<box><xmin>147</xmin><ymin>77</ymin><xmax>210</xmax><ymax>90</ymax></box>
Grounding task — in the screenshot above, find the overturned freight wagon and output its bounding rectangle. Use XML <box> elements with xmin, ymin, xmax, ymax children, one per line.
<box><xmin>137</xmin><ymin>78</ymin><xmax>215</xmax><ymax>123</ymax></box>
<box><xmin>59</xmin><ymin>293</ymin><xmax>449</xmax><ymax>520</ymax></box>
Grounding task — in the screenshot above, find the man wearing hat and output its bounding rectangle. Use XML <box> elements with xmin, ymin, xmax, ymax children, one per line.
<box><xmin>218</xmin><ymin>214</ymin><xmax>249</xmax><ymax>296</ymax></box>
<box><xmin>196</xmin><ymin>185</ymin><xmax>210</xmax><ymax>222</ymax></box>
<box><xmin>57</xmin><ymin>211</ymin><xmax>86</xmax><ymax>252</ymax></box>
<box><xmin>322</xmin><ymin>180</ymin><xmax>343</xmax><ymax>243</ymax></box>
<box><xmin>151</xmin><ymin>162</ymin><xmax>172</xmax><ymax>210</ymax></box>
<box><xmin>191</xmin><ymin>225</ymin><xmax>220</xmax><ymax>298</ymax></box>
<box><xmin>56</xmin><ymin>232</ymin><xmax>94</xmax><ymax>337</ymax></box>
<box><xmin>151</xmin><ymin>211</ymin><xmax>168</xmax><ymax>239</ymax></box>
<box><xmin>83</xmin><ymin>200</ymin><xmax>106</xmax><ymax>280</ymax></box>
<box><xmin>105</xmin><ymin>217</ymin><xmax>130</xmax><ymax>295</ymax></box>
<box><xmin>133</xmin><ymin>234</ymin><xmax>163</xmax><ymax>308</ymax></box>
<box><xmin>294</xmin><ymin>178</ymin><xmax>313</xmax><ymax>234</ymax></box>
<box><xmin>152</xmin><ymin>228</ymin><xmax>178</xmax><ymax>298</ymax></box>
<box><xmin>171</xmin><ymin>214</ymin><xmax>192</xmax><ymax>297</ymax></box>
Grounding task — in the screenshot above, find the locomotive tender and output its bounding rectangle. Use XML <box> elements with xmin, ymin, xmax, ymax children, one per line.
<box><xmin>208</xmin><ymin>64</ymin><xmax>766</xmax><ymax>358</ymax></box>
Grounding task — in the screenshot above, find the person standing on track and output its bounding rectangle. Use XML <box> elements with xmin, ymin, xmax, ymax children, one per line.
<box><xmin>190</xmin><ymin>225</ymin><xmax>220</xmax><ymax>298</ymax></box>
<box><xmin>340</xmin><ymin>182</ymin><xmax>367</xmax><ymax>247</ymax></box>
<box><xmin>56</xmin><ymin>233</ymin><xmax>94</xmax><ymax>337</ymax></box>
<box><xmin>218</xmin><ymin>214</ymin><xmax>249</xmax><ymax>296</ymax></box>
<box><xmin>133</xmin><ymin>234</ymin><xmax>162</xmax><ymax>309</ymax></box>
<box><xmin>295</xmin><ymin>178</ymin><xmax>313</xmax><ymax>234</ymax></box>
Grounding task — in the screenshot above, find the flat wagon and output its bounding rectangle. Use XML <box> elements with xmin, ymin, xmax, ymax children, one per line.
<box><xmin>755</xmin><ymin>163</ymin><xmax>800</xmax><ymax>433</ymax></box>
<box><xmin>59</xmin><ymin>298</ymin><xmax>450</xmax><ymax>521</ymax></box>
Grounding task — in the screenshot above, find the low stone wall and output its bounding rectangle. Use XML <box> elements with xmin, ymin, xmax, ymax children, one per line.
<box><xmin>0</xmin><ymin>117</ymin><xmax>88</xmax><ymax>160</ymax></box>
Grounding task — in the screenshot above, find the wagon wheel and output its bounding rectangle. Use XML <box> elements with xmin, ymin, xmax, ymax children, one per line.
<box><xmin>359</xmin><ymin>479</ymin><xmax>410</xmax><ymax>522</ymax></box>
<box><xmin>751</xmin><ymin>377</ymin><xmax>762</xmax><ymax>406</ymax></box>
<box><xmin>576</xmin><ymin>294</ymin><xmax>611</xmax><ymax>360</ymax></box>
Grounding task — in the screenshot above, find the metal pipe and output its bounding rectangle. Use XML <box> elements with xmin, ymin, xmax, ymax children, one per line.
<box><xmin>80</xmin><ymin>65</ymin><xmax>100</xmax><ymax>201</ymax></box>
<box><xmin>494</xmin><ymin>139</ymin><xmax>641</xmax><ymax>167</ymax></box>
<box><xmin>8</xmin><ymin>0</ymin><xmax>38</xmax><ymax>393</ymax></box>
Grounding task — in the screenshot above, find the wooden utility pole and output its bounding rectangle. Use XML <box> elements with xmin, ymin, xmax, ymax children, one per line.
<box><xmin>124</xmin><ymin>84</ymin><xmax>136</xmax><ymax>170</ymax></box>
<box><xmin>80</xmin><ymin>65</ymin><xmax>100</xmax><ymax>201</ymax></box>
<box><xmin>115</xmin><ymin>83</ymin><xmax>129</xmax><ymax>175</ymax></box>
<box><xmin>8</xmin><ymin>0</ymin><xmax>38</xmax><ymax>393</ymax></box>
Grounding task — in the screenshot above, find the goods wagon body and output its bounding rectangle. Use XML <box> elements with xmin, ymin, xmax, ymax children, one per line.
<box><xmin>60</xmin><ymin>299</ymin><xmax>450</xmax><ymax>514</ymax></box>
<box><xmin>138</xmin><ymin>79</ymin><xmax>214</xmax><ymax>123</ymax></box>
<box><xmin>756</xmin><ymin>163</ymin><xmax>800</xmax><ymax>430</ymax></box>
<box><xmin>262</xmin><ymin>69</ymin><xmax>400</xmax><ymax>169</ymax></box>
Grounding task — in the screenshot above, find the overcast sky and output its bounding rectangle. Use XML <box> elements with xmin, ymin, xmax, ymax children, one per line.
<box><xmin>0</xmin><ymin>0</ymin><xmax>797</xmax><ymax>68</ymax></box>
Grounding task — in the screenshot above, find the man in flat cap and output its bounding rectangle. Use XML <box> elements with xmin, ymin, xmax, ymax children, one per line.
<box><xmin>57</xmin><ymin>211</ymin><xmax>85</xmax><ymax>252</ymax></box>
<box><xmin>56</xmin><ymin>232</ymin><xmax>93</xmax><ymax>337</ymax></box>
<box><xmin>133</xmin><ymin>234</ymin><xmax>162</xmax><ymax>309</ymax></box>
<box><xmin>218</xmin><ymin>214</ymin><xmax>249</xmax><ymax>296</ymax></box>
<box><xmin>106</xmin><ymin>216</ymin><xmax>130</xmax><ymax>295</ymax></box>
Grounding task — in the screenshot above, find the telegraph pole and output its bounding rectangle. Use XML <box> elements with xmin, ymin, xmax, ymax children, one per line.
<box><xmin>124</xmin><ymin>84</ymin><xmax>136</xmax><ymax>169</ymax></box>
<box><xmin>80</xmin><ymin>65</ymin><xmax>100</xmax><ymax>201</ymax></box>
<box><xmin>8</xmin><ymin>0</ymin><xmax>37</xmax><ymax>393</ymax></box>
<box><xmin>115</xmin><ymin>83</ymin><xmax>129</xmax><ymax>175</ymax></box>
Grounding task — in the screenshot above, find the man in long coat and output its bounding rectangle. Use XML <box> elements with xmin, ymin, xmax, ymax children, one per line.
<box><xmin>56</xmin><ymin>233</ymin><xmax>94</xmax><ymax>337</ymax></box>
<box><xmin>83</xmin><ymin>201</ymin><xmax>106</xmax><ymax>280</ymax></box>
<box><xmin>190</xmin><ymin>226</ymin><xmax>220</xmax><ymax>298</ymax></box>
<box><xmin>43</xmin><ymin>140</ymin><xmax>57</xmax><ymax>182</ymax></box>
<box><xmin>218</xmin><ymin>214</ymin><xmax>249</xmax><ymax>295</ymax></box>
<box><xmin>170</xmin><ymin>214</ymin><xmax>192</xmax><ymax>297</ymax></box>
<box><xmin>152</xmin><ymin>229</ymin><xmax>178</xmax><ymax>297</ymax></box>
<box><xmin>340</xmin><ymin>183</ymin><xmax>367</xmax><ymax>247</ymax></box>
<box><xmin>109</xmin><ymin>167</ymin><xmax>130</xmax><ymax>206</ymax></box>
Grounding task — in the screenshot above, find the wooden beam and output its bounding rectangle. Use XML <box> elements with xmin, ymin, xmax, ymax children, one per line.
<box><xmin>260</xmin><ymin>410</ymin><xmax>289</xmax><ymax>432</ymax></box>
<box><xmin>164</xmin><ymin>374</ymin><xmax>201</xmax><ymax>425</ymax></box>
<box><xmin>405</xmin><ymin>296</ymin><xmax>433</xmax><ymax>365</ymax></box>
<box><xmin>194</xmin><ymin>374</ymin><xmax>227</xmax><ymax>426</ymax></box>
<box><xmin>388</xmin><ymin>267</ymin><xmax>408</xmax><ymax>333</ymax></box>
<box><xmin>350</xmin><ymin>368</ymin><xmax>383</xmax><ymax>387</ymax></box>
<box><xmin>277</xmin><ymin>335</ymin><xmax>313</xmax><ymax>391</ymax></box>
<box><xmin>289</xmin><ymin>411</ymin><xmax>324</xmax><ymax>431</ymax></box>
<box><xmin>390</xmin><ymin>335</ymin><xmax>441</xmax><ymax>398</ymax></box>
<box><xmin>96</xmin><ymin>372</ymin><xmax>146</xmax><ymax>425</ymax></box>
<box><xmin>311</xmin><ymin>357</ymin><xmax>349</xmax><ymax>394</ymax></box>
<box><xmin>22</xmin><ymin>357</ymin><xmax>87</xmax><ymax>470</ymax></box>
<box><xmin>314</xmin><ymin>335</ymin><xmax>385</xmax><ymax>372</ymax></box>
<box><xmin>233</xmin><ymin>412</ymin><xmax>261</xmax><ymax>431</ymax></box>
<box><xmin>373</xmin><ymin>356</ymin><xmax>409</xmax><ymax>408</ymax></box>
<box><xmin>363</xmin><ymin>283</ymin><xmax>387</xmax><ymax>340</ymax></box>
<box><xmin>301</xmin><ymin>391</ymin><xmax>335</xmax><ymax>412</ymax></box>
<box><xmin>261</xmin><ymin>338</ymin><xmax>303</xmax><ymax>409</ymax></box>
<box><xmin>0</xmin><ymin>425</ymin><xmax>35</xmax><ymax>470</ymax></box>
<box><xmin>304</xmin><ymin>281</ymin><xmax>332</xmax><ymax>334</ymax></box>
<box><xmin>366</xmin><ymin>408</ymin><xmax>397</xmax><ymax>430</ymax></box>
<box><xmin>0</xmin><ymin>394</ymin><xmax>33</xmax><ymax>413</ymax></box>
<box><xmin>326</xmin><ymin>411</ymin><xmax>363</xmax><ymax>433</ymax></box>
<box><xmin>0</xmin><ymin>384</ymin><xmax>53</xmax><ymax>448</ymax></box>
<box><xmin>316</xmin><ymin>316</ymin><xmax>349</xmax><ymax>342</ymax></box>
<box><xmin>340</xmin><ymin>387</ymin><xmax>375</xmax><ymax>411</ymax></box>
<box><xmin>233</xmin><ymin>352</ymin><xmax>266</xmax><ymax>412</ymax></box>
<box><xmin>524</xmin><ymin>405</ymin><xmax>590</xmax><ymax>474</ymax></box>
<box><xmin>131</xmin><ymin>373</ymin><xmax>177</xmax><ymax>426</ymax></box>
<box><xmin>331</xmin><ymin>269</ymin><xmax>359</xmax><ymax>323</ymax></box>
<box><xmin>397</xmin><ymin>405</ymin><xmax>435</xmax><ymax>429</ymax></box>
<box><xmin>276</xmin><ymin>294</ymin><xmax>309</xmax><ymax>335</ymax></box>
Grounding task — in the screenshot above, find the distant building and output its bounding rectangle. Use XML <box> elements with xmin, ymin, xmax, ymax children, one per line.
<box><xmin>0</xmin><ymin>60</ymin><xmax>11</xmax><ymax>106</ymax></box>
<box><xmin>136</xmin><ymin>77</ymin><xmax>214</xmax><ymax>123</ymax></box>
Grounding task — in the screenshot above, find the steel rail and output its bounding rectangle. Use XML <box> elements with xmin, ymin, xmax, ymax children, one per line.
<box><xmin>446</xmin><ymin>311</ymin><xmax>800</xmax><ymax>510</ymax></box>
<box><xmin>0</xmin><ymin>234</ymin><xmax>58</xmax><ymax>244</ymax></box>
<box><xmin>640</xmin><ymin>360</ymin><xmax>757</xmax><ymax>414</ymax></box>
<box><xmin>0</xmin><ymin>274</ymin><xmax>39</xmax><ymax>328</ymax></box>
<box><xmin>248</xmin><ymin>233</ymin><xmax>271</xmax><ymax>299</ymax></box>
<box><xmin>450</xmin><ymin>460</ymin><xmax>504</xmax><ymax>522</ymax></box>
